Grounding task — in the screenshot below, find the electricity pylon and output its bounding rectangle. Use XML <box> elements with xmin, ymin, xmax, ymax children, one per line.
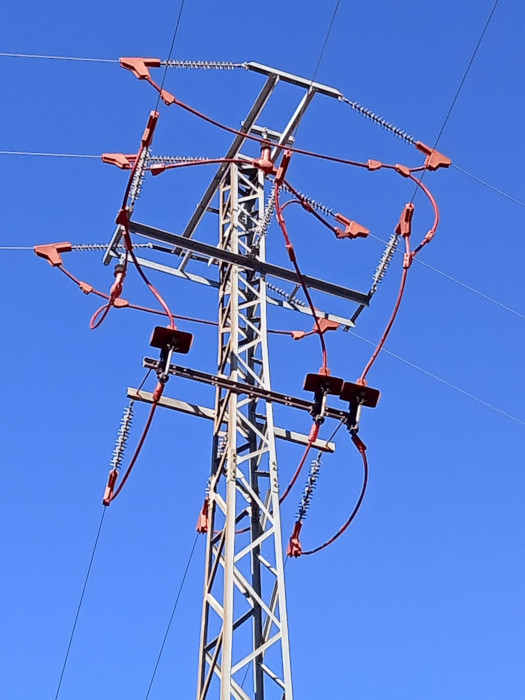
<box><xmin>105</xmin><ymin>62</ymin><xmax>382</xmax><ymax>699</ymax></box>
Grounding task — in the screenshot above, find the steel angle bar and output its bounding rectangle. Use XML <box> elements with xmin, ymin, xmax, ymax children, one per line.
<box><xmin>246</xmin><ymin>62</ymin><xmax>342</xmax><ymax>99</ymax></box>
<box><xmin>141</xmin><ymin>360</ymin><xmax>351</xmax><ymax>423</ymax></box>
<box><xmin>126</xmin><ymin>388</ymin><xmax>336</xmax><ymax>452</ymax></box>
<box><xmin>180</xmin><ymin>76</ymin><xmax>279</xmax><ymax>243</ymax></box>
<box><xmin>129</xmin><ymin>220</ymin><xmax>370</xmax><ymax>304</ymax></box>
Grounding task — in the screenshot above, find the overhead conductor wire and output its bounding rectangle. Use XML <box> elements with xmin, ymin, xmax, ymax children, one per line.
<box><xmin>145</xmin><ymin>534</ymin><xmax>199</xmax><ymax>699</ymax></box>
<box><xmin>53</xmin><ymin>509</ymin><xmax>106</xmax><ymax>700</ymax></box>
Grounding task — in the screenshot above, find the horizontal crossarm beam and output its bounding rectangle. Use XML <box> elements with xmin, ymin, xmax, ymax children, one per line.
<box><xmin>127</xmin><ymin>388</ymin><xmax>336</xmax><ymax>452</ymax></box>
<box><xmin>142</xmin><ymin>359</ymin><xmax>351</xmax><ymax>423</ymax></box>
<box><xmin>129</xmin><ymin>220</ymin><xmax>370</xmax><ymax>305</ymax></box>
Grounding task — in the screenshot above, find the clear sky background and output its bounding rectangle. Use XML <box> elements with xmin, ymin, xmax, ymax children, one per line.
<box><xmin>1</xmin><ymin>1</ymin><xmax>524</xmax><ymax>698</ymax></box>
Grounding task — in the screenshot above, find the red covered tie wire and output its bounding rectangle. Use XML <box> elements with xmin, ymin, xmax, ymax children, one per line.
<box><xmin>274</xmin><ymin>181</ymin><xmax>329</xmax><ymax>372</ymax></box>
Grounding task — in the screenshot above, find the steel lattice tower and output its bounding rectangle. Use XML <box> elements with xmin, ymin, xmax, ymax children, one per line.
<box><xmin>103</xmin><ymin>62</ymin><xmax>393</xmax><ymax>699</ymax></box>
<box><xmin>197</xmin><ymin>164</ymin><xmax>292</xmax><ymax>698</ymax></box>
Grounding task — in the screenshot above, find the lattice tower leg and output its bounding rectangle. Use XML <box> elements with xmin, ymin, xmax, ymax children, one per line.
<box><xmin>196</xmin><ymin>163</ymin><xmax>293</xmax><ymax>700</ymax></box>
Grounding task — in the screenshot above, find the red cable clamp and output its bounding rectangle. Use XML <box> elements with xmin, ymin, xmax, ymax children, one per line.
<box><xmin>403</xmin><ymin>252</ymin><xmax>414</xmax><ymax>269</ymax></box>
<box><xmin>142</xmin><ymin>111</ymin><xmax>160</xmax><ymax>149</ymax></box>
<box><xmin>119</xmin><ymin>57</ymin><xmax>161</xmax><ymax>81</ymax></box>
<box><xmin>334</xmin><ymin>213</ymin><xmax>369</xmax><ymax>240</ymax></box>
<box><xmin>116</xmin><ymin>207</ymin><xmax>130</xmax><ymax>227</ymax></box>
<box><xmin>150</xmin><ymin>164</ymin><xmax>167</xmax><ymax>176</ymax></box>
<box><xmin>253</xmin><ymin>143</ymin><xmax>276</xmax><ymax>175</ymax></box>
<box><xmin>101</xmin><ymin>153</ymin><xmax>136</xmax><ymax>170</ymax></box>
<box><xmin>34</xmin><ymin>241</ymin><xmax>72</xmax><ymax>266</ymax></box>
<box><xmin>196</xmin><ymin>498</ymin><xmax>210</xmax><ymax>534</ymax></box>
<box><xmin>351</xmin><ymin>433</ymin><xmax>367</xmax><ymax>454</ymax></box>
<box><xmin>367</xmin><ymin>159</ymin><xmax>382</xmax><ymax>171</ymax></box>
<box><xmin>394</xmin><ymin>164</ymin><xmax>411</xmax><ymax>178</ymax></box>
<box><xmin>287</xmin><ymin>521</ymin><xmax>303</xmax><ymax>557</ymax></box>
<box><xmin>416</xmin><ymin>141</ymin><xmax>452</xmax><ymax>171</ymax></box>
<box><xmin>395</xmin><ymin>203</ymin><xmax>415</xmax><ymax>237</ymax></box>
<box><xmin>275</xmin><ymin>149</ymin><xmax>293</xmax><ymax>185</ymax></box>
<box><xmin>102</xmin><ymin>468</ymin><xmax>119</xmax><ymax>506</ymax></box>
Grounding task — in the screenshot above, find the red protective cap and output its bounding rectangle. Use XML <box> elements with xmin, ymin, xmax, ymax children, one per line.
<box><xmin>101</xmin><ymin>153</ymin><xmax>135</xmax><ymax>170</ymax></box>
<box><xmin>287</xmin><ymin>522</ymin><xmax>303</xmax><ymax>557</ymax></box>
<box><xmin>142</xmin><ymin>111</ymin><xmax>160</xmax><ymax>148</ymax></box>
<box><xmin>291</xmin><ymin>330</ymin><xmax>307</xmax><ymax>340</ymax></box>
<box><xmin>160</xmin><ymin>89</ymin><xmax>176</xmax><ymax>106</ymax></box>
<box><xmin>34</xmin><ymin>241</ymin><xmax>72</xmax><ymax>266</ymax></box>
<box><xmin>416</xmin><ymin>141</ymin><xmax>452</xmax><ymax>171</ymax></box>
<box><xmin>351</xmin><ymin>433</ymin><xmax>367</xmax><ymax>453</ymax></box>
<box><xmin>150</xmin><ymin>164</ymin><xmax>167</xmax><ymax>176</ymax></box>
<box><xmin>275</xmin><ymin>149</ymin><xmax>292</xmax><ymax>185</ymax></box>
<box><xmin>102</xmin><ymin>469</ymin><xmax>119</xmax><ymax>506</ymax></box>
<box><xmin>367</xmin><ymin>159</ymin><xmax>382</xmax><ymax>171</ymax></box>
<box><xmin>334</xmin><ymin>213</ymin><xmax>370</xmax><ymax>240</ymax></box>
<box><xmin>395</xmin><ymin>164</ymin><xmax>411</xmax><ymax>178</ymax></box>
<box><xmin>79</xmin><ymin>282</ymin><xmax>93</xmax><ymax>294</ymax></box>
<box><xmin>196</xmin><ymin>498</ymin><xmax>210</xmax><ymax>534</ymax></box>
<box><xmin>116</xmin><ymin>207</ymin><xmax>130</xmax><ymax>227</ymax></box>
<box><xmin>395</xmin><ymin>202</ymin><xmax>415</xmax><ymax>237</ymax></box>
<box><xmin>316</xmin><ymin>318</ymin><xmax>339</xmax><ymax>334</ymax></box>
<box><xmin>119</xmin><ymin>57</ymin><xmax>161</xmax><ymax>81</ymax></box>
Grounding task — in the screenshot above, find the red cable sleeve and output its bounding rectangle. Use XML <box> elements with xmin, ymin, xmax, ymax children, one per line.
<box><xmin>301</xmin><ymin>440</ymin><xmax>368</xmax><ymax>556</ymax></box>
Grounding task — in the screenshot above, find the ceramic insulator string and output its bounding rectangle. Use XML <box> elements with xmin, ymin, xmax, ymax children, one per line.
<box><xmin>110</xmin><ymin>403</ymin><xmax>134</xmax><ymax>471</ymax></box>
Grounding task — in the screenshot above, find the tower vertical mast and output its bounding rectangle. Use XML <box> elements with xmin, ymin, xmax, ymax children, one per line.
<box><xmin>197</xmin><ymin>162</ymin><xmax>293</xmax><ymax>699</ymax></box>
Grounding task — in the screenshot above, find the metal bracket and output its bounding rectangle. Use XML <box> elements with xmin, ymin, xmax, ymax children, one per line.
<box><xmin>142</xmin><ymin>358</ymin><xmax>351</xmax><ymax>423</ymax></box>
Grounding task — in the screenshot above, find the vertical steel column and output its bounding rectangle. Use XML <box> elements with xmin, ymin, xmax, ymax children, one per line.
<box><xmin>197</xmin><ymin>163</ymin><xmax>293</xmax><ymax>700</ymax></box>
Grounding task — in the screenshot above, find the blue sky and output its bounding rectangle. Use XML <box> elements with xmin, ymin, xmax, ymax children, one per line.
<box><xmin>1</xmin><ymin>1</ymin><xmax>524</xmax><ymax>698</ymax></box>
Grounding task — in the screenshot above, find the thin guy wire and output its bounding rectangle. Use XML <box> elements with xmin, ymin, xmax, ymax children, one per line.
<box><xmin>434</xmin><ymin>0</ymin><xmax>501</xmax><ymax>149</ymax></box>
<box><xmin>0</xmin><ymin>52</ymin><xmax>117</xmax><ymax>62</ymax></box>
<box><xmin>452</xmin><ymin>164</ymin><xmax>525</xmax><ymax>208</ymax></box>
<box><xmin>411</xmin><ymin>0</ymin><xmax>500</xmax><ymax>202</ymax></box>
<box><xmin>155</xmin><ymin>0</ymin><xmax>187</xmax><ymax>112</ymax></box>
<box><xmin>1</xmin><ymin>149</ymin><xmax>523</xmax><ymax>213</ymax></box>
<box><xmin>290</xmin><ymin>0</ymin><xmax>343</xmax><ymax>145</ymax></box>
<box><xmin>350</xmin><ymin>330</ymin><xmax>525</xmax><ymax>427</ymax></box>
<box><xmin>367</xmin><ymin>233</ymin><xmax>525</xmax><ymax>321</ymax></box>
<box><xmin>54</xmin><ymin>508</ymin><xmax>106</xmax><ymax>699</ymax></box>
<box><xmin>310</xmin><ymin>0</ymin><xmax>343</xmax><ymax>85</ymax></box>
<box><xmin>0</xmin><ymin>150</ymin><xmax>99</xmax><ymax>158</ymax></box>
<box><xmin>145</xmin><ymin>534</ymin><xmax>199</xmax><ymax>699</ymax></box>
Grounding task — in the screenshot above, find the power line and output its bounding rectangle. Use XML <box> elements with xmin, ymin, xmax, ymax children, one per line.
<box><xmin>452</xmin><ymin>163</ymin><xmax>525</xmax><ymax>208</ymax></box>
<box><xmin>367</xmin><ymin>233</ymin><xmax>525</xmax><ymax>321</ymax></box>
<box><xmin>433</xmin><ymin>0</ymin><xmax>501</xmax><ymax>150</ymax></box>
<box><xmin>54</xmin><ymin>508</ymin><xmax>106</xmax><ymax>700</ymax></box>
<box><xmin>0</xmin><ymin>52</ymin><xmax>117</xmax><ymax>62</ymax></box>
<box><xmin>350</xmin><ymin>330</ymin><xmax>525</xmax><ymax>427</ymax></box>
<box><xmin>410</xmin><ymin>0</ymin><xmax>501</xmax><ymax>202</ymax></box>
<box><xmin>0</xmin><ymin>150</ymin><xmax>99</xmax><ymax>158</ymax></box>
<box><xmin>310</xmin><ymin>0</ymin><xmax>343</xmax><ymax>85</ymax></box>
<box><xmin>145</xmin><ymin>534</ymin><xmax>199</xmax><ymax>699</ymax></box>
<box><xmin>155</xmin><ymin>0</ymin><xmax>188</xmax><ymax>112</ymax></box>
